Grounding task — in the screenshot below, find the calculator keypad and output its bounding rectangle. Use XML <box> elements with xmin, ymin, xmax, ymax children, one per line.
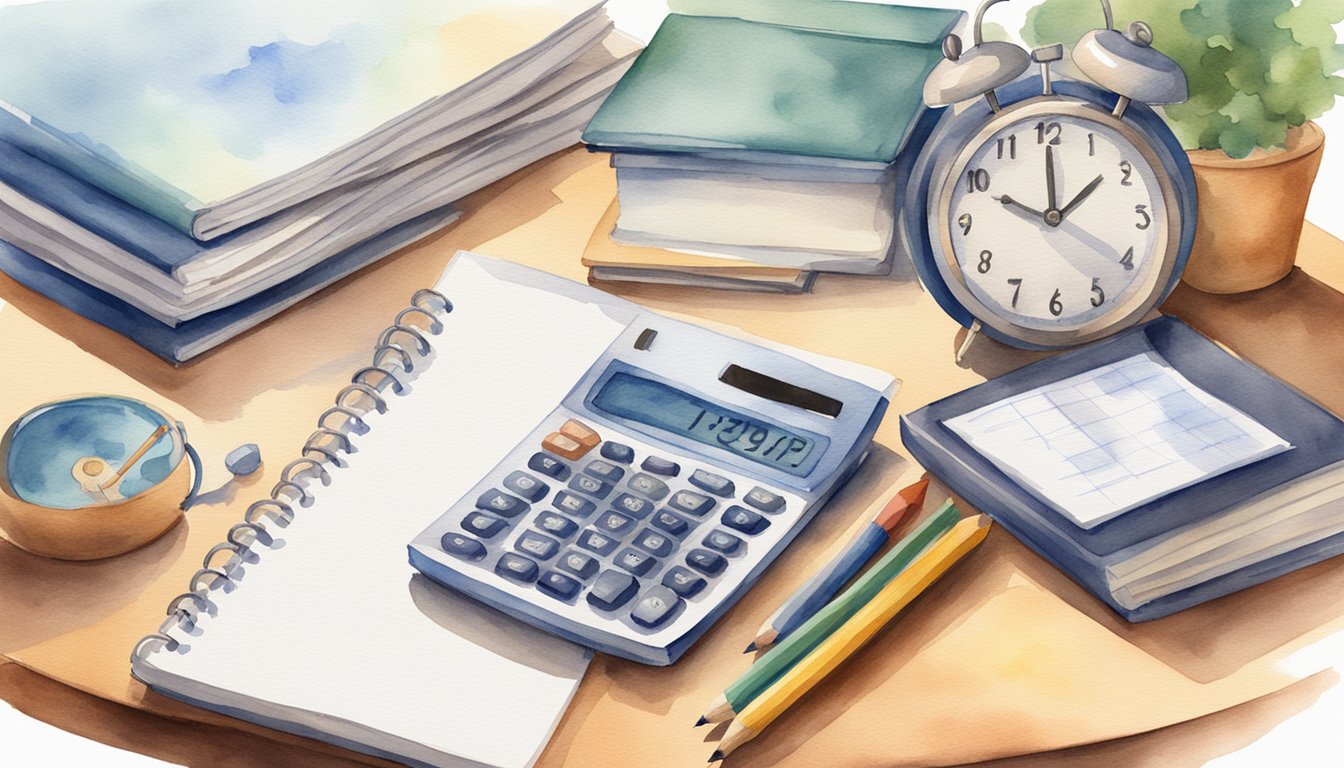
<box><xmin>411</xmin><ymin>413</ymin><xmax>807</xmax><ymax>665</ymax></box>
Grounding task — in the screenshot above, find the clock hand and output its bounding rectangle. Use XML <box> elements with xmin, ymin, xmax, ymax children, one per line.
<box><xmin>1045</xmin><ymin>145</ymin><xmax>1059</xmax><ymax>213</ymax></box>
<box><xmin>1059</xmin><ymin>175</ymin><xmax>1105</xmax><ymax>221</ymax></box>
<box><xmin>99</xmin><ymin>424</ymin><xmax>169</xmax><ymax>491</ymax></box>
<box><xmin>994</xmin><ymin>194</ymin><xmax>1046</xmax><ymax>220</ymax></box>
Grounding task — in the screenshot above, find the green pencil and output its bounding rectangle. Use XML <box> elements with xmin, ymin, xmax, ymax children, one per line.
<box><xmin>695</xmin><ymin>499</ymin><xmax>960</xmax><ymax>726</ymax></box>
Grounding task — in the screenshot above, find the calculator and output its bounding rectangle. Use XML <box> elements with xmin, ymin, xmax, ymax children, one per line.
<box><xmin>408</xmin><ymin>315</ymin><xmax>890</xmax><ymax>665</ymax></box>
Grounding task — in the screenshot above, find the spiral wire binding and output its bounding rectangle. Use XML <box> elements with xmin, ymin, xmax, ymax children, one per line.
<box><xmin>132</xmin><ymin>289</ymin><xmax>453</xmax><ymax>664</ymax></box>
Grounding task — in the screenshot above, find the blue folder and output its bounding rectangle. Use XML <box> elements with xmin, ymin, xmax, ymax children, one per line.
<box><xmin>901</xmin><ymin>317</ymin><xmax>1344</xmax><ymax>621</ymax></box>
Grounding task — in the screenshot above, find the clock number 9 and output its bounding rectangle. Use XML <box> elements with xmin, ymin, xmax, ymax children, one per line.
<box><xmin>977</xmin><ymin>250</ymin><xmax>993</xmax><ymax>274</ymax></box>
<box><xmin>958</xmin><ymin>213</ymin><xmax>972</xmax><ymax>236</ymax></box>
<box><xmin>966</xmin><ymin>169</ymin><xmax>990</xmax><ymax>193</ymax></box>
<box><xmin>1049</xmin><ymin>289</ymin><xmax>1063</xmax><ymax>317</ymax></box>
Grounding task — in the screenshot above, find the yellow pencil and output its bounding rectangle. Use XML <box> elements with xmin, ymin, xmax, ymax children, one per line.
<box><xmin>709</xmin><ymin>514</ymin><xmax>992</xmax><ymax>761</ymax></box>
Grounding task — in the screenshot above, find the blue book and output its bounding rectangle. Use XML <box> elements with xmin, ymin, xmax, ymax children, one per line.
<box><xmin>901</xmin><ymin>317</ymin><xmax>1344</xmax><ymax>621</ymax></box>
<box><xmin>0</xmin><ymin>207</ymin><xmax>459</xmax><ymax>364</ymax></box>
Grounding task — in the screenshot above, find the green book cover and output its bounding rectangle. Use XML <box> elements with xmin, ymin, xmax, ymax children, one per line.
<box><xmin>582</xmin><ymin>2</ymin><xmax>962</xmax><ymax>163</ymax></box>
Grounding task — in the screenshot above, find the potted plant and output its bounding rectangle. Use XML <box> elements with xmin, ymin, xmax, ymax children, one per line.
<box><xmin>1023</xmin><ymin>0</ymin><xmax>1344</xmax><ymax>293</ymax></box>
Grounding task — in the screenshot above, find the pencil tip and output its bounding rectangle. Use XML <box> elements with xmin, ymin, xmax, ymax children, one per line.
<box><xmin>695</xmin><ymin>716</ymin><xmax>708</xmax><ymax>727</ymax></box>
<box><xmin>904</xmin><ymin>477</ymin><xmax>930</xmax><ymax>508</ymax></box>
<box><xmin>743</xmin><ymin>642</ymin><xmax>757</xmax><ymax>653</ymax></box>
<box><xmin>709</xmin><ymin>750</ymin><xmax>725</xmax><ymax>763</ymax></box>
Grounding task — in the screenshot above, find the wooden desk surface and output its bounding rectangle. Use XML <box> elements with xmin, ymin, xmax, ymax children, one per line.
<box><xmin>2</xmin><ymin>147</ymin><xmax>1343</xmax><ymax>767</ymax></box>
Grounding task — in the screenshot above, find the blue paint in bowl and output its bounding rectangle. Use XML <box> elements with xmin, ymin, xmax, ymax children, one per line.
<box><xmin>4</xmin><ymin>396</ymin><xmax>183</xmax><ymax>509</ymax></box>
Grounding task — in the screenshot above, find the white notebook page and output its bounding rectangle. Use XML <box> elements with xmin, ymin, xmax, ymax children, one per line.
<box><xmin>139</xmin><ymin>255</ymin><xmax>632</xmax><ymax>768</ymax></box>
<box><xmin>945</xmin><ymin>351</ymin><xmax>1291</xmax><ymax>529</ymax></box>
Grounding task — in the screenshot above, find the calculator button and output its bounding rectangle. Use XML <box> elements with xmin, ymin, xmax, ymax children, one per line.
<box><xmin>462</xmin><ymin>512</ymin><xmax>508</xmax><ymax>539</ymax></box>
<box><xmin>553</xmin><ymin>491</ymin><xmax>596</xmax><ymax>519</ymax></box>
<box><xmin>527</xmin><ymin>452</ymin><xmax>571</xmax><ymax>480</ymax></box>
<box><xmin>587</xmin><ymin>570</ymin><xmax>638</xmax><ymax>611</ymax></box>
<box><xmin>689</xmin><ymin>470</ymin><xmax>735</xmax><ymax>497</ymax></box>
<box><xmin>652</xmin><ymin>510</ymin><xmax>691</xmax><ymax>537</ymax></box>
<box><xmin>703</xmin><ymin>529</ymin><xmax>743</xmax><ymax>555</ymax></box>
<box><xmin>744</xmin><ymin>487</ymin><xmax>786</xmax><ymax>513</ymax></box>
<box><xmin>538</xmin><ymin>571</ymin><xmax>581</xmax><ymax>601</ymax></box>
<box><xmin>722</xmin><ymin>506</ymin><xmax>770</xmax><ymax>535</ymax></box>
<box><xmin>558</xmin><ymin>550</ymin><xmax>599</xmax><ymax>580</ymax></box>
<box><xmin>568</xmin><ymin>474</ymin><xmax>613</xmax><ymax>500</ymax></box>
<box><xmin>584</xmin><ymin>459</ymin><xmax>625</xmax><ymax>483</ymax></box>
<box><xmin>597</xmin><ymin>510</ymin><xmax>636</xmax><ymax>535</ymax></box>
<box><xmin>633</xmin><ymin>529</ymin><xmax>674</xmax><ymax>557</ymax></box>
<box><xmin>600</xmin><ymin>442</ymin><xmax>635</xmax><ymax>463</ymax></box>
<box><xmin>686</xmin><ymin>548</ymin><xmax>727</xmax><ymax>577</ymax></box>
<box><xmin>630</xmin><ymin>586</ymin><xmax>683</xmax><ymax>629</ymax></box>
<box><xmin>440</xmin><ymin>533</ymin><xmax>486</xmax><ymax>561</ymax></box>
<box><xmin>495</xmin><ymin>553</ymin><xmax>539</xmax><ymax>583</ymax></box>
<box><xmin>577</xmin><ymin>529</ymin><xmax>619</xmax><ymax>556</ymax></box>
<box><xmin>640</xmin><ymin>456</ymin><xmax>681</xmax><ymax>476</ymax></box>
<box><xmin>477</xmin><ymin>489</ymin><xmax>529</xmax><ymax>518</ymax></box>
<box><xmin>626</xmin><ymin>473</ymin><xmax>670</xmax><ymax>501</ymax></box>
<box><xmin>535</xmin><ymin>511</ymin><xmax>579</xmax><ymax>538</ymax></box>
<box><xmin>667</xmin><ymin>490</ymin><xmax>714</xmax><ymax>517</ymax></box>
<box><xmin>559</xmin><ymin>419</ymin><xmax>602</xmax><ymax>449</ymax></box>
<box><xmin>661</xmin><ymin>566</ymin><xmax>707</xmax><ymax>598</ymax></box>
<box><xmin>503</xmin><ymin>471</ymin><xmax>549</xmax><ymax>502</ymax></box>
<box><xmin>615</xmin><ymin>547</ymin><xmax>657</xmax><ymax>576</ymax></box>
<box><xmin>515</xmin><ymin>532</ymin><xmax>560</xmax><ymax>560</ymax></box>
<box><xmin>541</xmin><ymin>432</ymin><xmax>588</xmax><ymax>461</ymax></box>
<box><xmin>612</xmin><ymin>493</ymin><xmax>653</xmax><ymax>519</ymax></box>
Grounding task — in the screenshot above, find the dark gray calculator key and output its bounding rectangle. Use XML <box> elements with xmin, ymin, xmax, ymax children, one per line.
<box><xmin>440</xmin><ymin>532</ymin><xmax>486</xmax><ymax>561</ymax></box>
<box><xmin>503</xmin><ymin>471</ymin><xmax>549</xmax><ymax>502</ymax></box>
<box><xmin>612</xmin><ymin>493</ymin><xmax>653</xmax><ymax>519</ymax></box>
<box><xmin>744</xmin><ymin>487</ymin><xmax>786</xmax><ymax>513</ymax></box>
<box><xmin>477</xmin><ymin>489</ymin><xmax>528</xmax><ymax>518</ymax></box>
<box><xmin>630</xmin><ymin>585</ymin><xmax>684</xmax><ymax>629</ymax></box>
<box><xmin>703</xmin><ymin>529</ymin><xmax>743</xmax><ymax>555</ymax></box>
<box><xmin>652</xmin><ymin>510</ymin><xmax>691</xmax><ymax>537</ymax></box>
<box><xmin>538</xmin><ymin>571</ymin><xmax>582</xmax><ymax>601</ymax></box>
<box><xmin>662</xmin><ymin>566</ymin><xmax>707</xmax><ymax>598</ymax></box>
<box><xmin>667</xmin><ymin>489</ymin><xmax>714</xmax><ymax>517</ymax></box>
<box><xmin>558</xmin><ymin>550</ymin><xmax>599</xmax><ymax>580</ymax></box>
<box><xmin>689</xmin><ymin>469</ymin><xmax>735</xmax><ymax>497</ymax></box>
<box><xmin>535</xmin><ymin>511</ymin><xmax>579</xmax><ymax>539</ymax></box>
<box><xmin>722</xmin><ymin>505</ymin><xmax>771</xmax><ymax>535</ymax></box>
<box><xmin>597</xmin><ymin>510</ymin><xmax>636</xmax><ymax>535</ymax></box>
<box><xmin>554</xmin><ymin>491</ymin><xmax>596</xmax><ymax>519</ymax></box>
<box><xmin>614</xmin><ymin>547</ymin><xmax>657</xmax><ymax>577</ymax></box>
<box><xmin>626</xmin><ymin>472</ymin><xmax>670</xmax><ymax>501</ymax></box>
<box><xmin>495</xmin><ymin>553</ymin><xmax>539</xmax><ymax>583</ymax></box>
<box><xmin>686</xmin><ymin>548</ymin><xmax>727</xmax><ymax>576</ymax></box>
<box><xmin>527</xmin><ymin>452</ymin><xmax>571</xmax><ymax>480</ymax></box>
<box><xmin>587</xmin><ymin>569</ymin><xmax>638</xmax><ymax>611</ymax></box>
<box><xmin>600</xmin><ymin>442</ymin><xmax>635</xmax><ymax>464</ymax></box>
<box><xmin>569</xmin><ymin>474</ymin><xmax>614</xmax><ymax>500</ymax></box>
<box><xmin>583</xmin><ymin>459</ymin><xmax>625</xmax><ymax>483</ymax></box>
<box><xmin>640</xmin><ymin>456</ymin><xmax>681</xmax><ymax>476</ymax></box>
<box><xmin>515</xmin><ymin>531</ymin><xmax>560</xmax><ymax>561</ymax></box>
<box><xmin>577</xmin><ymin>529</ymin><xmax>619</xmax><ymax>556</ymax></box>
<box><xmin>462</xmin><ymin>511</ymin><xmax>509</xmax><ymax>539</ymax></box>
<box><xmin>633</xmin><ymin>529</ymin><xmax>674</xmax><ymax>557</ymax></box>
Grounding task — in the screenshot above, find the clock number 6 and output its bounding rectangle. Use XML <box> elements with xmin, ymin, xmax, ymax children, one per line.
<box><xmin>1049</xmin><ymin>289</ymin><xmax>1063</xmax><ymax>317</ymax></box>
<box><xmin>1091</xmin><ymin>278</ymin><xmax>1106</xmax><ymax>307</ymax></box>
<box><xmin>1135</xmin><ymin>204</ymin><xmax>1151</xmax><ymax>230</ymax></box>
<box><xmin>977</xmin><ymin>250</ymin><xmax>993</xmax><ymax>274</ymax></box>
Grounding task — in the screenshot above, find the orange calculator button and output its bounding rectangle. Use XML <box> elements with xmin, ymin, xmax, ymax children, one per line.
<box><xmin>542</xmin><ymin>432</ymin><xmax>588</xmax><ymax>460</ymax></box>
<box><xmin>559</xmin><ymin>419</ymin><xmax>601</xmax><ymax>449</ymax></box>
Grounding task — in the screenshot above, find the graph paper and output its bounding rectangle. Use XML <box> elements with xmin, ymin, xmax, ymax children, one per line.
<box><xmin>945</xmin><ymin>352</ymin><xmax>1292</xmax><ymax>529</ymax></box>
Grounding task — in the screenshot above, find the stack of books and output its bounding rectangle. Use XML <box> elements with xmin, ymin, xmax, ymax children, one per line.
<box><xmin>580</xmin><ymin>0</ymin><xmax>961</xmax><ymax>292</ymax></box>
<box><xmin>0</xmin><ymin>0</ymin><xmax>637</xmax><ymax>362</ymax></box>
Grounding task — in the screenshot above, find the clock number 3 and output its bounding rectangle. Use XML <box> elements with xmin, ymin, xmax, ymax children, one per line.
<box><xmin>1135</xmin><ymin>204</ymin><xmax>1151</xmax><ymax>230</ymax></box>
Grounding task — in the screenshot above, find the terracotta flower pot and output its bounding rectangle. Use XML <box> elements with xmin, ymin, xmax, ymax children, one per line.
<box><xmin>1180</xmin><ymin>122</ymin><xmax>1325</xmax><ymax>294</ymax></box>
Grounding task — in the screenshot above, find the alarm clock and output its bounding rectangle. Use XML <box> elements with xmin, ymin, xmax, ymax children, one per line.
<box><xmin>0</xmin><ymin>395</ymin><xmax>203</xmax><ymax>560</ymax></box>
<box><xmin>902</xmin><ymin>0</ymin><xmax>1196</xmax><ymax>360</ymax></box>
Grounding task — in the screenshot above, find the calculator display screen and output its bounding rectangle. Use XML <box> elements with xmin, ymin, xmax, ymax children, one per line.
<box><xmin>592</xmin><ymin>372</ymin><xmax>820</xmax><ymax>476</ymax></box>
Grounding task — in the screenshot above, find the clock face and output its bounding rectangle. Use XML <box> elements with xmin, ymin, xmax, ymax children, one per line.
<box><xmin>936</xmin><ymin>101</ymin><xmax>1176</xmax><ymax>343</ymax></box>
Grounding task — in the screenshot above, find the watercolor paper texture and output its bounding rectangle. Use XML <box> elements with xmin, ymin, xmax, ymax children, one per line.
<box><xmin>0</xmin><ymin>0</ymin><xmax>605</xmax><ymax>237</ymax></box>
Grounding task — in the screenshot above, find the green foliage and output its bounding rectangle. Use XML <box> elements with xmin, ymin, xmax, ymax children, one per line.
<box><xmin>1022</xmin><ymin>0</ymin><xmax>1344</xmax><ymax>158</ymax></box>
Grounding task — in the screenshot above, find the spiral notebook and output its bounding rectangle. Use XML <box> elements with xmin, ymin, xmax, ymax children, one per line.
<box><xmin>128</xmin><ymin>254</ymin><xmax>630</xmax><ymax>768</ymax></box>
